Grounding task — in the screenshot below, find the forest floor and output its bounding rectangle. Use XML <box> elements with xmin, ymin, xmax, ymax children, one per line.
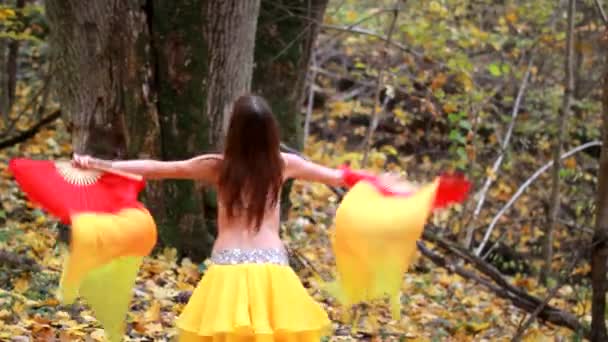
<box><xmin>0</xmin><ymin>118</ymin><xmax>584</xmax><ymax>341</ymax></box>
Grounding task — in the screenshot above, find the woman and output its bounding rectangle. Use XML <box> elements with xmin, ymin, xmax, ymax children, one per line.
<box><xmin>73</xmin><ymin>94</ymin><xmax>391</xmax><ymax>341</ymax></box>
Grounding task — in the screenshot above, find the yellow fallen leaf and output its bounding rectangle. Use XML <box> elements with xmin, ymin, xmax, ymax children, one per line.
<box><xmin>13</xmin><ymin>276</ymin><xmax>30</xmax><ymax>293</ymax></box>
<box><xmin>0</xmin><ymin>8</ymin><xmax>16</xmax><ymax>21</ymax></box>
<box><xmin>564</xmin><ymin>157</ymin><xmax>577</xmax><ymax>169</ymax></box>
<box><xmin>0</xmin><ymin>309</ymin><xmax>10</xmax><ymax>319</ymax></box>
<box><xmin>431</xmin><ymin>73</ymin><xmax>447</xmax><ymax>90</ymax></box>
<box><xmin>345</xmin><ymin>10</ymin><xmax>358</xmax><ymax>22</ymax></box>
<box><xmin>466</xmin><ymin>321</ymin><xmax>490</xmax><ymax>333</ymax></box>
<box><xmin>145</xmin><ymin>300</ymin><xmax>161</xmax><ymax>322</ymax></box>
<box><xmin>505</xmin><ymin>9</ymin><xmax>518</xmax><ymax>24</ymax></box>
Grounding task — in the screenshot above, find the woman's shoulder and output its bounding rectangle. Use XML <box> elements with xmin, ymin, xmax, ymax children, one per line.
<box><xmin>280</xmin><ymin>152</ymin><xmax>299</xmax><ymax>175</ymax></box>
<box><xmin>193</xmin><ymin>153</ymin><xmax>223</xmax><ymax>163</ymax></box>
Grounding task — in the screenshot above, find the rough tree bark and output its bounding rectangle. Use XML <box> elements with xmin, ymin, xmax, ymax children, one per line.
<box><xmin>252</xmin><ymin>0</ymin><xmax>328</xmax><ymax>150</ymax></box>
<box><xmin>590</xmin><ymin>38</ymin><xmax>608</xmax><ymax>342</ymax></box>
<box><xmin>252</xmin><ymin>0</ymin><xmax>329</xmax><ymax>219</ymax></box>
<box><xmin>205</xmin><ymin>0</ymin><xmax>261</xmax><ymax>146</ymax></box>
<box><xmin>45</xmin><ymin>0</ymin><xmax>158</xmax><ymax>158</ymax></box>
<box><xmin>45</xmin><ymin>0</ymin><xmax>163</xmax><ymax>243</ymax></box>
<box><xmin>148</xmin><ymin>0</ymin><xmax>214</xmax><ymax>261</ymax></box>
<box><xmin>46</xmin><ymin>0</ymin><xmax>313</xmax><ymax>261</ymax></box>
<box><xmin>541</xmin><ymin>0</ymin><xmax>575</xmax><ymax>284</ymax></box>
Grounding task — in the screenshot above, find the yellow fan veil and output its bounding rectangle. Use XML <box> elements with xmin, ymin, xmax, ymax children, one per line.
<box><xmin>327</xmin><ymin>179</ymin><xmax>439</xmax><ymax>319</ymax></box>
<box><xmin>59</xmin><ymin>207</ymin><xmax>157</xmax><ymax>342</ymax></box>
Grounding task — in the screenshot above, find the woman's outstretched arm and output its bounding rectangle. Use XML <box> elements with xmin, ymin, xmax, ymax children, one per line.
<box><xmin>283</xmin><ymin>152</ymin><xmax>388</xmax><ymax>187</ymax></box>
<box><xmin>72</xmin><ymin>154</ymin><xmax>222</xmax><ymax>182</ymax></box>
<box><xmin>282</xmin><ymin>152</ymin><xmax>345</xmax><ymax>187</ymax></box>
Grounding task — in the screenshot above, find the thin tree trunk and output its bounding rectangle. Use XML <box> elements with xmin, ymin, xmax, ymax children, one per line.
<box><xmin>253</xmin><ymin>0</ymin><xmax>329</xmax><ymax>151</ymax></box>
<box><xmin>5</xmin><ymin>0</ymin><xmax>25</xmax><ymax>113</ymax></box>
<box><xmin>0</xmin><ymin>0</ymin><xmax>7</xmax><ymax>119</ymax></box>
<box><xmin>252</xmin><ymin>0</ymin><xmax>329</xmax><ymax>220</ymax></box>
<box><xmin>590</xmin><ymin>35</ymin><xmax>608</xmax><ymax>342</ymax></box>
<box><xmin>0</xmin><ymin>38</ymin><xmax>8</xmax><ymax>122</ymax></box>
<box><xmin>205</xmin><ymin>0</ymin><xmax>261</xmax><ymax>147</ymax></box>
<box><xmin>149</xmin><ymin>0</ymin><xmax>214</xmax><ymax>261</ymax></box>
<box><xmin>540</xmin><ymin>0</ymin><xmax>575</xmax><ymax>284</ymax></box>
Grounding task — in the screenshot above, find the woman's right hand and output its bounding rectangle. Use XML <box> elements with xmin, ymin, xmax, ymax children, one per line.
<box><xmin>72</xmin><ymin>154</ymin><xmax>101</xmax><ymax>169</ymax></box>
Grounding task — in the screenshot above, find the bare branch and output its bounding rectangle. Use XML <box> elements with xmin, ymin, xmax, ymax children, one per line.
<box><xmin>360</xmin><ymin>3</ymin><xmax>401</xmax><ymax>167</ymax></box>
<box><xmin>318</xmin><ymin>8</ymin><xmax>394</xmax><ymax>52</ymax></box>
<box><xmin>468</xmin><ymin>58</ymin><xmax>534</xmax><ymax>254</ymax></box>
<box><xmin>595</xmin><ymin>0</ymin><xmax>608</xmax><ymax>25</ymax></box>
<box><xmin>463</xmin><ymin>0</ymin><xmax>565</xmax><ymax>249</ymax></box>
<box><xmin>321</xmin><ymin>24</ymin><xmax>420</xmax><ymax>58</ymax></box>
<box><xmin>476</xmin><ymin>140</ymin><xmax>602</xmax><ymax>257</ymax></box>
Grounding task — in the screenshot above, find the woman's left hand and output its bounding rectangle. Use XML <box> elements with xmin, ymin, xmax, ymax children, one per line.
<box><xmin>378</xmin><ymin>172</ymin><xmax>417</xmax><ymax>194</ymax></box>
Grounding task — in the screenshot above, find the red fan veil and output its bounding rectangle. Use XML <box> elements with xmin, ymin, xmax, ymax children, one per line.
<box><xmin>8</xmin><ymin>158</ymin><xmax>145</xmax><ymax>223</ymax></box>
<box><xmin>9</xmin><ymin>158</ymin><xmax>157</xmax><ymax>342</ymax></box>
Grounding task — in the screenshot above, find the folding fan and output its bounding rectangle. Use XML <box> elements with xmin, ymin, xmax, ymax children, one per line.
<box><xmin>9</xmin><ymin>158</ymin><xmax>157</xmax><ymax>342</ymax></box>
<box><xmin>8</xmin><ymin>158</ymin><xmax>145</xmax><ymax>223</ymax></box>
<box><xmin>327</xmin><ymin>173</ymin><xmax>471</xmax><ymax>320</ymax></box>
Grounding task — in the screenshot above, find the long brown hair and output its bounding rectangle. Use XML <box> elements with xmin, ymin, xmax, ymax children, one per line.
<box><xmin>218</xmin><ymin>94</ymin><xmax>284</xmax><ymax>230</ymax></box>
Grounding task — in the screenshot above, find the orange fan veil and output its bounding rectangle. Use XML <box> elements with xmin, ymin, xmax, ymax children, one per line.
<box><xmin>9</xmin><ymin>158</ymin><xmax>157</xmax><ymax>342</ymax></box>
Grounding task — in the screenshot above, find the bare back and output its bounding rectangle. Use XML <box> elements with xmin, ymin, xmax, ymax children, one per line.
<box><xmin>210</xmin><ymin>153</ymin><xmax>342</xmax><ymax>252</ymax></box>
<box><xmin>210</xmin><ymin>154</ymin><xmax>286</xmax><ymax>252</ymax></box>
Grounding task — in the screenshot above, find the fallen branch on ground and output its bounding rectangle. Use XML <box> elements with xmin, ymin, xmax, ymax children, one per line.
<box><xmin>511</xmin><ymin>247</ymin><xmax>585</xmax><ymax>341</ymax></box>
<box><xmin>280</xmin><ymin>141</ymin><xmax>587</xmax><ymax>336</ymax></box>
<box><xmin>419</xmin><ymin>230</ymin><xmax>589</xmax><ymax>338</ymax></box>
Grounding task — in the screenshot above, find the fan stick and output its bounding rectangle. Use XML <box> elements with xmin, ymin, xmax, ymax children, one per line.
<box><xmin>91</xmin><ymin>165</ymin><xmax>143</xmax><ymax>181</ymax></box>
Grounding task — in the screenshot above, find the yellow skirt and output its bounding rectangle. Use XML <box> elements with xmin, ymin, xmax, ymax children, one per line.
<box><xmin>176</xmin><ymin>263</ymin><xmax>331</xmax><ymax>342</ymax></box>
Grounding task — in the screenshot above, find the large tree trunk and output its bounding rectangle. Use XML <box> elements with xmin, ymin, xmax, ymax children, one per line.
<box><xmin>46</xmin><ymin>0</ymin><xmax>317</xmax><ymax>262</ymax></box>
<box><xmin>252</xmin><ymin>0</ymin><xmax>329</xmax><ymax>219</ymax></box>
<box><xmin>590</xmin><ymin>46</ymin><xmax>608</xmax><ymax>342</ymax></box>
<box><xmin>148</xmin><ymin>0</ymin><xmax>214</xmax><ymax>261</ymax></box>
<box><xmin>205</xmin><ymin>0</ymin><xmax>261</xmax><ymax>146</ymax></box>
<box><xmin>46</xmin><ymin>0</ymin><xmax>157</xmax><ymax>158</ymax></box>
<box><xmin>45</xmin><ymin>0</ymin><xmax>163</xmax><ymax>246</ymax></box>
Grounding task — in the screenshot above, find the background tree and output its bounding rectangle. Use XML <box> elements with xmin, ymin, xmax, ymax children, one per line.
<box><xmin>44</xmin><ymin>0</ymin><xmax>322</xmax><ymax>261</ymax></box>
<box><xmin>147</xmin><ymin>0</ymin><xmax>211</xmax><ymax>259</ymax></box>
<box><xmin>5</xmin><ymin>0</ymin><xmax>608</xmax><ymax>339</ymax></box>
<box><xmin>590</xmin><ymin>11</ymin><xmax>608</xmax><ymax>341</ymax></box>
<box><xmin>253</xmin><ymin>0</ymin><xmax>329</xmax><ymax>217</ymax></box>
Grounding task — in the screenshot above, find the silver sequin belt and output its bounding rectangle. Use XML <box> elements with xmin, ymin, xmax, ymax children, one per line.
<box><xmin>210</xmin><ymin>248</ymin><xmax>289</xmax><ymax>265</ymax></box>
